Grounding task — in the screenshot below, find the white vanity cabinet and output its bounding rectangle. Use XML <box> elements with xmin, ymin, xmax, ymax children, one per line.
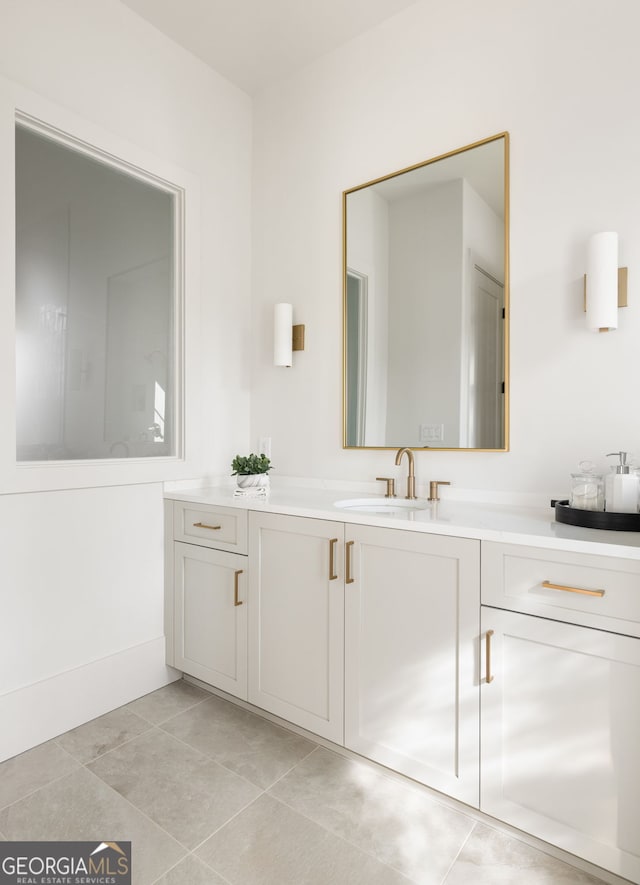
<box><xmin>248</xmin><ymin>511</ymin><xmax>345</xmax><ymax>743</ymax></box>
<box><xmin>481</xmin><ymin>541</ymin><xmax>640</xmax><ymax>882</ymax></box>
<box><xmin>164</xmin><ymin>491</ymin><xmax>640</xmax><ymax>884</ymax></box>
<box><xmin>344</xmin><ymin>525</ymin><xmax>480</xmax><ymax>805</ymax></box>
<box><xmin>247</xmin><ymin>512</ymin><xmax>481</xmax><ymax>799</ymax></box>
<box><xmin>168</xmin><ymin>501</ymin><xmax>248</xmax><ymax>700</ymax></box>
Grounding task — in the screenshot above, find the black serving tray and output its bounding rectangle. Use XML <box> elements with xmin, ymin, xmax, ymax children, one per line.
<box><xmin>551</xmin><ymin>499</ymin><xmax>640</xmax><ymax>532</ymax></box>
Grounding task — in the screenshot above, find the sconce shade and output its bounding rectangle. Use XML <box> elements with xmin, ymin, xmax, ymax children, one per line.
<box><xmin>274</xmin><ymin>302</ymin><xmax>293</xmax><ymax>366</ymax></box>
<box><xmin>586</xmin><ymin>232</ymin><xmax>619</xmax><ymax>330</ymax></box>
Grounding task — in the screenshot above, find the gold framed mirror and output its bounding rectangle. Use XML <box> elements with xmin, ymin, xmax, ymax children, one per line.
<box><xmin>343</xmin><ymin>132</ymin><xmax>509</xmax><ymax>451</ymax></box>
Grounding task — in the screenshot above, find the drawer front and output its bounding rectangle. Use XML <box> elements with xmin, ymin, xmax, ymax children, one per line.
<box><xmin>173</xmin><ymin>501</ymin><xmax>248</xmax><ymax>553</ymax></box>
<box><xmin>482</xmin><ymin>541</ymin><xmax>640</xmax><ymax>637</ymax></box>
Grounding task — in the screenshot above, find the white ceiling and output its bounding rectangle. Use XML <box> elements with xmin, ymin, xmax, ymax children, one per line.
<box><xmin>119</xmin><ymin>0</ymin><xmax>421</xmax><ymax>95</ymax></box>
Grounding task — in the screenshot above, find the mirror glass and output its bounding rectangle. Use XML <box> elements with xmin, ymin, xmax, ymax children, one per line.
<box><xmin>343</xmin><ymin>133</ymin><xmax>509</xmax><ymax>450</ymax></box>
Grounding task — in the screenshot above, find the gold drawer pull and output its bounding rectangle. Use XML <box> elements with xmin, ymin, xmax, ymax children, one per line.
<box><xmin>329</xmin><ymin>538</ymin><xmax>338</xmax><ymax>581</ymax></box>
<box><xmin>234</xmin><ymin>570</ymin><xmax>243</xmax><ymax>606</ymax></box>
<box><xmin>485</xmin><ymin>629</ymin><xmax>494</xmax><ymax>684</ymax></box>
<box><xmin>542</xmin><ymin>580</ymin><xmax>605</xmax><ymax>598</ymax></box>
<box><xmin>346</xmin><ymin>540</ymin><xmax>355</xmax><ymax>584</ymax></box>
<box><xmin>193</xmin><ymin>521</ymin><xmax>222</xmax><ymax>531</ymax></box>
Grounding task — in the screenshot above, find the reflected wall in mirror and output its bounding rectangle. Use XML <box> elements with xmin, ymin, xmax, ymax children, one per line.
<box><xmin>343</xmin><ymin>132</ymin><xmax>509</xmax><ymax>451</ymax></box>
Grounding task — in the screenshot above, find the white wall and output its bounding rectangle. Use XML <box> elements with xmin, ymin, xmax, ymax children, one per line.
<box><xmin>0</xmin><ymin>0</ymin><xmax>252</xmax><ymax>760</ymax></box>
<box><xmin>251</xmin><ymin>0</ymin><xmax>640</xmax><ymax>498</ymax></box>
<box><xmin>386</xmin><ymin>180</ymin><xmax>463</xmax><ymax>447</ymax></box>
<box><xmin>462</xmin><ymin>180</ymin><xmax>504</xmax><ymax>285</ymax></box>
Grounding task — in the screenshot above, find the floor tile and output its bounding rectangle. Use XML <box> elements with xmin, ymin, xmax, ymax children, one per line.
<box><xmin>125</xmin><ymin>679</ymin><xmax>209</xmax><ymax>725</ymax></box>
<box><xmin>0</xmin><ymin>767</ymin><xmax>185</xmax><ymax>885</ymax></box>
<box><xmin>0</xmin><ymin>740</ymin><xmax>80</xmax><ymax>809</ymax></box>
<box><xmin>161</xmin><ymin>694</ymin><xmax>316</xmax><ymax>789</ymax></box>
<box><xmin>154</xmin><ymin>853</ymin><xmax>228</xmax><ymax>884</ymax></box>
<box><xmin>56</xmin><ymin>707</ymin><xmax>151</xmax><ymax>763</ymax></box>
<box><xmin>443</xmin><ymin>823</ymin><xmax>607</xmax><ymax>885</ymax></box>
<box><xmin>269</xmin><ymin>746</ymin><xmax>475</xmax><ymax>884</ymax></box>
<box><xmin>0</xmin><ymin>683</ymin><xmax>611</xmax><ymax>885</ymax></box>
<box><xmin>196</xmin><ymin>793</ymin><xmax>410</xmax><ymax>885</ymax></box>
<box><xmin>89</xmin><ymin>729</ymin><xmax>261</xmax><ymax>849</ymax></box>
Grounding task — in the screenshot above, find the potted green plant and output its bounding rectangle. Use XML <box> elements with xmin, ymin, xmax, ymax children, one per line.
<box><xmin>231</xmin><ymin>453</ymin><xmax>273</xmax><ymax>491</ymax></box>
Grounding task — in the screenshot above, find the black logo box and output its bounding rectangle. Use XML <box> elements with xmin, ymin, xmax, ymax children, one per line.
<box><xmin>0</xmin><ymin>842</ymin><xmax>131</xmax><ymax>885</ymax></box>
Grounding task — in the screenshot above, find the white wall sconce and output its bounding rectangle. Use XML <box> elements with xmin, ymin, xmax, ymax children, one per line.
<box><xmin>274</xmin><ymin>303</ymin><xmax>305</xmax><ymax>366</ymax></box>
<box><xmin>584</xmin><ymin>232</ymin><xmax>628</xmax><ymax>332</ymax></box>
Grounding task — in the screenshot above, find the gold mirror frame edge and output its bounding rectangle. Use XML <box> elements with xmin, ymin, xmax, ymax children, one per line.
<box><xmin>341</xmin><ymin>131</ymin><xmax>510</xmax><ymax>453</ymax></box>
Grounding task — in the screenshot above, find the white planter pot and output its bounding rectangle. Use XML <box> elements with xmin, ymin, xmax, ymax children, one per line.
<box><xmin>236</xmin><ymin>474</ymin><xmax>270</xmax><ymax>491</ymax></box>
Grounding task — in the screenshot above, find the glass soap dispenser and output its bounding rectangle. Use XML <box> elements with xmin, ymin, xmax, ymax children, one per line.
<box><xmin>605</xmin><ymin>451</ymin><xmax>639</xmax><ymax>513</ymax></box>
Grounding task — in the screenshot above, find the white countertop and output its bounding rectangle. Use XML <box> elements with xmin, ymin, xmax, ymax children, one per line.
<box><xmin>165</xmin><ymin>484</ymin><xmax>640</xmax><ymax>560</ymax></box>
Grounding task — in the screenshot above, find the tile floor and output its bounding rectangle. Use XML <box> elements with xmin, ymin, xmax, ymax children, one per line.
<box><xmin>0</xmin><ymin>680</ymin><xmax>611</xmax><ymax>885</ymax></box>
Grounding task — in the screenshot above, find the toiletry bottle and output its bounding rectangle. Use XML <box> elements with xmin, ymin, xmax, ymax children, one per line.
<box><xmin>605</xmin><ymin>451</ymin><xmax>638</xmax><ymax>513</ymax></box>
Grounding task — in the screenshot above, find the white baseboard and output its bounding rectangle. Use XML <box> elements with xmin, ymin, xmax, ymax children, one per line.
<box><xmin>0</xmin><ymin>637</ymin><xmax>181</xmax><ymax>762</ymax></box>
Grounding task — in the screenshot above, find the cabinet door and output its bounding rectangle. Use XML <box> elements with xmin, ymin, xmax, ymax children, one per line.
<box><xmin>174</xmin><ymin>542</ymin><xmax>247</xmax><ymax>700</ymax></box>
<box><xmin>345</xmin><ymin>525</ymin><xmax>480</xmax><ymax>806</ymax></box>
<box><xmin>481</xmin><ymin>607</ymin><xmax>640</xmax><ymax>883</ymax></box>
<box><xmin>248</xmin><ymin>512</ymin><xmax>344</xmax><ymax>743</ymax></box>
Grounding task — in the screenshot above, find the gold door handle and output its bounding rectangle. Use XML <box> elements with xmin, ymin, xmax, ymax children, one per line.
<box><xmin>193</xmin><ymin>522</ymin><xmax>222</xmax><ymax>531</ymax></box>
<box><xmin>345</xmin><ymin>540</ymin><xmax>355</xmax><ymax>584</ymax></box>
<box><xmin>542</xmin><ymin>580</ymin><xmax>605</xmax><ymax>598</ymax></box>
<box><xmin>329</xmin><ymin>538</ymin><xmax>338</xmax><ymax>581</ymax></box>
<box><xmin>485</xmin><ymin>629</ymin><xmax>494</xmax><ymax>684</ymax></box>
<box><xmin>234</xmin><ymin>569</ymin><xmax>243</xmax><ymax>606</ymax></box>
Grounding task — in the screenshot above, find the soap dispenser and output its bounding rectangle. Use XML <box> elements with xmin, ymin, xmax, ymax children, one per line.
<box><xmin>605</xmin><ymin>452</ymin><xmax>639</xmax><ymax>513</ymax></box>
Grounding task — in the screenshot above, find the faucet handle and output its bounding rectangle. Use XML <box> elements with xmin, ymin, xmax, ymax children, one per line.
<box><xmin>375</xmin><ymin>477</ymin><xmax>396</xmax><ymax>498</ymax></box>
<box><xmin>428</xmin><ymin>480</ymin><xmax>451</xmax><ymax>502</ymax></box>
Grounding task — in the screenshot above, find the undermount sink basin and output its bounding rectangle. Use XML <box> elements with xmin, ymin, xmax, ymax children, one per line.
<box><xmin>334</xmin><ymin>497</ymin><xmax>430</xmax><ymax>513</ymax></box>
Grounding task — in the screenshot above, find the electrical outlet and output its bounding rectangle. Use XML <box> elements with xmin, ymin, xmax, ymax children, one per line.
<box><xmin>419</xmin><ymin>424</ymin><xmax>444</xmax><ymax>443</ymax></box>
<box><xmin>258</xmin><ymin>436</ymin><xmax>272</xmax><ymax>458</ymax></box>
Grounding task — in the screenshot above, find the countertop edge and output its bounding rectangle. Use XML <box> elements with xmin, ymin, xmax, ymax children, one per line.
<box><xmin>164</xmin><ymin>486</ymin><xmax>640</xmax><ymax>560</ymax></box>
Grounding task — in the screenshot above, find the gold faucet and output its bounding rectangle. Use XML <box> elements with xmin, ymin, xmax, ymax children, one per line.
<box><xmin>395</xmin><ymin>447</ymin><xmax>417</xmax><ymax>499</ymax></box>
<box><xmin>428</xmin><ymin>480</ymin><xmax>451</xmax><ymax>502</ymax></box>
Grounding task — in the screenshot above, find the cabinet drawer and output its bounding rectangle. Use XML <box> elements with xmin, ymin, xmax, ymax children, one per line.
<box><xmin>173</xmin><ymin>501</ymin><xmax>248</xmax><ymax>553</ymax></box>
<box><xmin>482</xmin><ymin>541</ymin><xmax>640</xmax><ymax>637</ymax></box>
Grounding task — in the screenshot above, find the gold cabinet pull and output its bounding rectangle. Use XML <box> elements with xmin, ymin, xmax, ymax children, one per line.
<box><xmin>193</xmin><ymin>521</ymin><xmax>222</xmax><ymax>531</ymax></box>
<box><xmin>234</xmin><ymin>570</ymin><xmax>243</xmax><ymax>606</ymax></box>
<box><xmin>329</xmin><ymin>538</ymin><xmax>338</xmax><ymax>581</ymax></box>
<box><xmin>345</xmin><ymin>540</ymin><xmax>355</xmax><ymax>584</ymax></box>
<box><xmin>485</xmin><ymin>629</ymin><xmax>494</xmax><ymax>684</ymax></box>
<box><xmin>542</xmin><ymin>580</ymin><xmax>605</xmax><ymax>598</ymax></box>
